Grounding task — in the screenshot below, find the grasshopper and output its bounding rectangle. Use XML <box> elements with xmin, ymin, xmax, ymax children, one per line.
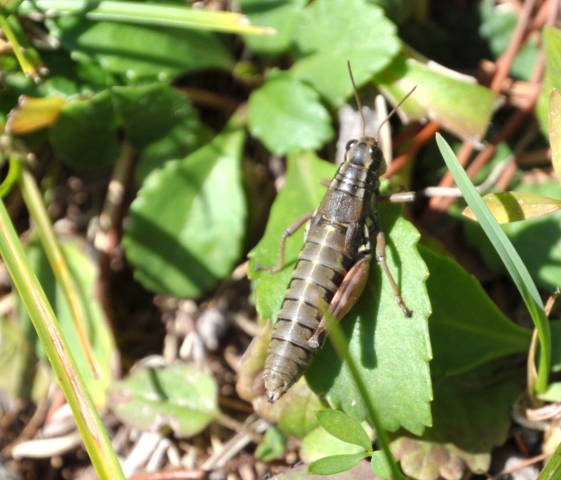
<box><xmin>257</xmin><ymin>63</ymin><xmax>415</xmax><ymax>403</ymax></box>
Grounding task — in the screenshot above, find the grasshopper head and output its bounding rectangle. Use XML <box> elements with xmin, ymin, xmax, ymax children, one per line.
<box><xmin>344</xmin><ymin>136</ymin><xmax>387</xmax><ymax>175</ymax></box>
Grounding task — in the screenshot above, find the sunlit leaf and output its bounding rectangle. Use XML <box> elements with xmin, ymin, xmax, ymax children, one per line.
<box><xmin>6</xmin><ymin>96</ymin><xmax>66</xmax><ymax>134</ymax></box>
<box><xmin>124</xmin><ymin>114</ymin><xmax>247</xmax><ymax>297</ymax></box>
<box><xmin>291</xmin><ymin>0</ymin><xmax>400</xmax><ymax>107</ymax></box>
<box><xmin>248</xmin><ymin>72</ymin><xmax>333</xmax><ymax>155</ymax></box>
<box><xmin>108</xmin><ymin>364</ymin><xmax>218</xmax><ymax>437</ymax></box>
<box><xmin>308</xmin><ymin>452</ymin><xmax>369</xmax><ymax>475</ymax></box>
<box><xmin>463</xmin><ymin>192</ymin><xmax>561</xmax><ymax>224</ymax></box>
<box><xmin>317</xmin><ymin>410</ymin><xmax>372</xmax><ymax>451</ymax></box>
<box><xmin>374</xmin><ymin>52</ymin><xmax>501</xmax><ymax>142</ymax></box>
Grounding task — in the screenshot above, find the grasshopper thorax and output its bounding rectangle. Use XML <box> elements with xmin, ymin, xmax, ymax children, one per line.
<box><xmin>344</xmin><ymin>136</ymin><xmax>387</xmax><ymax>175</ymax></box>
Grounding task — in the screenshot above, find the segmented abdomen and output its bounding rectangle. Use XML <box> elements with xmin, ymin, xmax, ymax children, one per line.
<box><xmin>264</xmin><ymin>221</ymin><xmax>356</xmax><ymax>401</ymax></box>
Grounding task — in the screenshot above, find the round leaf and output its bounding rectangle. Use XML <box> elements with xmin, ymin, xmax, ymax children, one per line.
<box><xmin>291</xmin><ymin>0</ymin><xmax>400</xmax><ymax>106</ymax></box>
<box><xmin>50</xmin><ymin>90</ymin><xmax>119</xmax><ymax>168</ymax></box>
<box><xmin>248</xmin><ymin>72</ymin><xmax>333</xmax><ymax>155</ymax></box>
<box><xmin>108</xmin><ymin>364</ymin><xmax>218</xmax><ymax>437</ymax></box>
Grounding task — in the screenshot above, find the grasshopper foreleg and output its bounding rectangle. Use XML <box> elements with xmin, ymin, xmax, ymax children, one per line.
<box><xmin>255</xmin><ymin>211</ymin><xmax>314</xmax><ymax>273</ymax></box>
<box><xmin>375</xmin><ymin>231</ymin><xmax>412</xmax><ymax>317</ymax></box>
<box><xmin>308</xmin><ymin>255</ymin><xmax>371</xmax><ymax>349</ymax></box>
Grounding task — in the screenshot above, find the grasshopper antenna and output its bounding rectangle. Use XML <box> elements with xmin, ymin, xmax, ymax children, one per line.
<box><xmin>376</xmin><ymin>86</ymin><xmax>417</xmax><ymax>139</ymax></box>
<box><xmin>347</xmin><ymin>61</ymin><xmax>366</xmax><ymax>137</ymax></box>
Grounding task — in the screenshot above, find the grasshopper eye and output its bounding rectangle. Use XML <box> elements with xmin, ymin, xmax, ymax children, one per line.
<box><xmin>345</xmin><ymin>139</ymin><xmax>357</xmax><ymax>151</ymax></box>
<box><xmin>369</xmin><ymin>146</ymin><xmax>382</xmax><ymax>159</ymax></box>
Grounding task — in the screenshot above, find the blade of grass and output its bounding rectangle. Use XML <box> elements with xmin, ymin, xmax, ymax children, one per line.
<box><xmin>0</xmin><ymin>14</ymin><xmax>40</xmax><ymax>78</ymax></box>
<box><xmin>323</xmin><ymin>311</ymin><xmax>405</xmax><ymax>480</ymax></box>
<box><xmin>18</xmin><ymin>0</ymin><xmax>275</xmax><ymax>35</ymax></box>
<box><xmin>19</xmin><ymin>167</ymin><xmax>101</xmax><ymax>379</ymax></box>
<box><xmin>436</xmin><ymin>133</ymin><xmax>551</xmax><ymax>394</ymax></box>
<box><xmin>0</xmin><ymin>198</ymin><xmax>125</xmax><ymax>479</ymax></box>
<box><xmin>538</xmin><ymin>439</ymin><xmax>561</xmax><ymax>480</ymax></box>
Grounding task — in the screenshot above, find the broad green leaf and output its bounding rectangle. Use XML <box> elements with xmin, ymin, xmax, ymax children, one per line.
<box><xmin>21</xmin><ymin>238</ymin><xmax>116</xmax><ymax>408</ymax></box>
<box><xmin>250</xmin><ymin>151</ymin><xmax>432</xmax><ymax>435</ymax></box>
<box><xmin>306</xmin><ymin>202</ymin><xmax>431</xmax><ymax>436</ymax></box>
<box><xmin>247</xmin><ymin>72</ymin><xmax>333</xmax><ymax>155</ymax></box>
<box><xmin>291</xmin><ymin>0</ymin><xmax>400</xmax><ymax>107</ymax></box>
<box><xmin>308</xmin><ymin>453</ymin><xmax>370</xmax><ymax>475</ymax></box>
<box><xmin>255</xmin><ymin>427</ymin><xmax>286</xmax><ymax>461</ymax></box>
<box><xmin>421</xmin><ymin>245</ymin><xmax>531</xmax><ymax>376</ymax></box>
<box><xmin>374</xmin><ymin>52</ymin><xmax>501</xmax><ymax>142</ymax></box>
<box><xmin>111</xmin><ymin>83</ymin><xmax>199</xmax><ymax>151</ymax></box>
<box><xmin>423</xmin><ymin>244</ymin><xmax>531</xmax><ymax>370</ymax></box>
<box><xmin>300</xmin><ymin>424</ymin><xmax>367</xmax><ymax>463</ymax></box>
<box><xmin>437</xmin><ymin>134</ymin><xmax>550</xmax><ymax>394</ymax></box>
<box><xmin>549</xmin><ymin>89</ymin><xmax>561</xmax><ymax>185</ymax></box>
<box><xmin>108</xmin><ymin>364</ymin><xmax>218</xmax><ymax>437</ymax></box>
<box><xmin>239</xmin><ymin>0</ymin><xmax>306</xmax><ymax>56</ymax></box>
<box><xmin>49</xmin><ymin>89</ymin><xmax>119</xmax><ymax>168</ymax></box>
<box><xmin>123</xmin><ymin>116</ymin><xmax>247</xmax><ymax>297</ymax></box>
<box><xmin>49</xmin><ymin>17</ymin><xmax>234</xmax><ymax>81</ymax></box>
<box><xmin>537</xmin><ymin>27</ymin><xmax>561</xmax><ymax>137</ymax></box>
<box><xmin>391</xmin><ymin>362</ymin><xmax>521</xmax><ymax>480</ymax></box>
<box><xmin>370</xmin><ymin>450</ymin><xmax>392</xmax><ymax>479</ymax></box>
<box><xmin>463</xmin><ymin>192</ymin><xmax>561</xmax><ymax>224</ymax></box>
<box><xmin>317</xmin><ymin>410</ymin><xmax>372</xmax><ymax>451</ymax></box>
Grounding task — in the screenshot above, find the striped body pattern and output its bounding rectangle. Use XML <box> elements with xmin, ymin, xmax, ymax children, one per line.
<box><xmin>264</xmin><ymin>138</ymin><xmax>385</xmax><ymax>402</ymax></box>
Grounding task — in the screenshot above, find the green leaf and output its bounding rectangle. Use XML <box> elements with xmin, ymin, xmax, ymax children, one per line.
<box><xmin>123</xmin><ymin>115</ymin><xmax>247</xmax><ymax>297</ymax></box>
<box><xmin>418</xmin><ymin>363</ymin><xmax>521</xmax><ymax>453</ymax></box>
<box><xmin>49</xmin><ymin>16</ymin><xmax>234</xmax><ymax>81</ymax></box>
<box><xmin>422</xmin><ymin>245</ymin><xmax>530</xmax><ymax>375</ymax></box>
<box><xmin>250</xmin><ymin>152</ymin><xmax>432</xmax><ymax>436</ymax></box>
<box><xmin>108</xmin><ymin>364</ymin><xmax>218</xmax><ymax>437</ymax></box>
<box><xmin>308</xmin><ymin>203</ymin><xmax>431</xmax><ymax>435</ymax></box>
<box><xmin>549</xmin><ymin>89</ymin><xmax>561</xmax><ymax>185</ymax></box>
<box><xmin>255</xmin><ymin>427</ymin><xmax>287</xmax><ymax>461</ymax></box>
<box><xmin>436</xmin><ymin>133</ymin><xmax>551</xmax><ymax>394</ymax></box>
<box><xmin>20</xmin><ymin>238</ymin><xmax>116</xmax><ymax>407</ymax></box>
<box><xmin>300</xmin><ymin>423</ymin><xmax>367</xmax><ymax>463</ymax></box>
<box><xmin>374</xmin><ymin>52</ymin><xmax>501</xmax><ymax>142</ymax></box>
<box><xmin>291</xmin><ymin>0</ymin><xmax>400</xmax><ymax>106</ymax></box>
<box><xmin>247</xmin><ymin>72</ymin><xmax>333</xmax><ymax>155</ymax></box>
<box><xmin>463</xmin><ymin>192</ymin><xmax>561</xmax><ymax>224</ymax></box>
<box><xmin>239</xmin><ymin>0</ymin><xmax>306</xmax><ymax>56</ymax></box>
<box><xmin>370</xmin><ymin>450</ymin><xmax>392</xmax><ymax>479</ymax></box>
<box><xmin>49</xmin><ymin>89</ymin><xmax>119</xmax><ymax>168</ymax></box>
<box><xmin>111</xmin><ymin>83</ymin><xmax>199</xmax><ymax>151</ymax></box>
<box><xmin>317</xmin><ymin>410</ymin><xmax>372</xmax><ymax>451</ymax></box>
<box><xmin>308</xmin><ymin>452</ymin><xmax>369</xmax><ymax>475</ymax></box>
